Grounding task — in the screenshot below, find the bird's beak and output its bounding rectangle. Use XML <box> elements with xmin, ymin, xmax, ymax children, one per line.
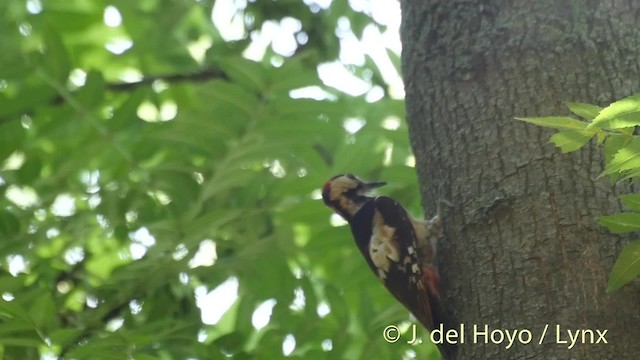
<box><xmin>364</xmin><ymin>181</ymin><xmax>386</xmax><ymax>190</ymax></box>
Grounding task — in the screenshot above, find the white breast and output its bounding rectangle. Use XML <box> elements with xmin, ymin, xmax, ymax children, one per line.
<box><xmin>368</xmin><ymin>213</ymin><xmax>400</xmax><ymax>280</ymax></box>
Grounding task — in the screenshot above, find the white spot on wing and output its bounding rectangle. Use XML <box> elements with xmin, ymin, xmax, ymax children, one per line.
<box><xmin>411</xmin><ymin>263</ymin><xmax>420</xmax><ymax>274</ymax></box>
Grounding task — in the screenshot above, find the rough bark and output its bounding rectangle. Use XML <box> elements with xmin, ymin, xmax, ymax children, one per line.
<box><xmin>400</xmin><ymin>1</ymin><xmax>640</xmax><ymax>359</ymax></box>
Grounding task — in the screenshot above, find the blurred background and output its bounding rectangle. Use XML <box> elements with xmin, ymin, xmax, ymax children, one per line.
<box><xmin>0</xmin><ymin>0</ymin><xmax>440</xmax><ymax>358</ymax></box>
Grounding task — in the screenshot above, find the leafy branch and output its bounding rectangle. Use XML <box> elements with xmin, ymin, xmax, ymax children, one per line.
<box><xmin>0</xmin><ymin>67</ymin><xmax>228</xmax><ymax>125</ymax></box>
<box><xmin>516</xmin><ymin>95</ymin><xmax>640</xmax><ymax>292</ymax></box>
<box><xmin>105</xmin><ymin>68</ymin><xmax>228</xmax><ymax>92</ymax></box>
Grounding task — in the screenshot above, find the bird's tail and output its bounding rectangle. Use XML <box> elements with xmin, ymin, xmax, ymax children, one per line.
<box><xmin>417</xmin><ymin>264</ymin><xmax>457</xmax><ymax>360</ymax></box>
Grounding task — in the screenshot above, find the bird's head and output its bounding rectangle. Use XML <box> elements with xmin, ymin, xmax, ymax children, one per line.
<box><xmin>321</xmin><ymin>174</ymin><xmax>386</xmax><ymax>219</ymax></box>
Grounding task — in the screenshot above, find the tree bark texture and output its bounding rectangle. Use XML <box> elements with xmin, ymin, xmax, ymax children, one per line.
<box><xmin>401</xmin><ymin>1</ymin><xmax>640</xmax><ymax>359</ymax></box>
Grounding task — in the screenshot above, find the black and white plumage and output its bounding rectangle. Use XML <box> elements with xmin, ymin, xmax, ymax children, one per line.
<box><xmin>322</xmin><ymin>173</ymin><xmax>451</xmax><ymax>356</ymax></box>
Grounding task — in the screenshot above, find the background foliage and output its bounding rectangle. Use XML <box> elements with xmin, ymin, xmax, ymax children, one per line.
<box><xmin>0</xmin><ymin>0</ymin><xmax>439</xmax><ymax>359</ymax></box>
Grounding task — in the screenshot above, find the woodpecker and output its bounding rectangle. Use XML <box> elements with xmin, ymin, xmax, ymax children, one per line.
<box><xmin>322</xmin><ymin>174</ymin><xmax>452</xmax><ymax>356</ymax></box>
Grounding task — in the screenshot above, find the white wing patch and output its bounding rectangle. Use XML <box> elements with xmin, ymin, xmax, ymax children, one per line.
<box><xmin>369</xmin><ymin>213</ymin><xmax>400</xmax><ymax>280</ymax></box>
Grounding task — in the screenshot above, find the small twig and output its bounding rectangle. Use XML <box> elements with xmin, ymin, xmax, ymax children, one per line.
<box><xmin>106</xmin><ymin>67</ymin><xmax>228</xmax><ymax>92</ymax></box>
<box><xmin>0</xmin><ymin>67</ymin><xmax>228</xmax><ymax>125</ymax></box>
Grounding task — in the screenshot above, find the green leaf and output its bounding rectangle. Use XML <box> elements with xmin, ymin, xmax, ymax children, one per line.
<box><xmin>43</xmin><ymin>9</ymin><xmax>103</xmax><ymax>33</ymax></box>
<box><xmin>76</xmin><ymin>70</ymin><xmax>105</xmax><ymax>107</ymax></box>
<box><xmin>109</xmin><ymin>89</ymin><xmax>146</xmax><ymax>130</ymax></box>
<box><xmin>133</xmin><ymin>355</ymin><xmax>162</xmax><ymax>360</ymax></box>
<box><xmin>49</xmin><ymin>328</ymin><xmax>82</xmax><ymax>346</ymax></box>
<box><xmin>269</xmin><ymin>60</ymin><xmax>322</xmax><ymax>93</ymax></box>
<box><xmin>269</xmin><ymin>97</ymin><xmax>345</xmax><ymax>117</ymax></box>
<box><xmin>588</xmin><ymin>93</ymin><xmax>640</xmax><ymax>129</ymax></box>
<box><xmin>565</xmin><ymin>102</ymin><xmax>602</xmax><ymax>121</ymax></box>
<box><xmin>208</xmin><ymin>80</ymin><xmax>259</xmax><ymax>116</ymax></box>
<box><xmin>599</xmin><ymin>137</ymin><xmax>640</xmax><ymax>177</ymax></box>
<box><xmin>214</xmin><ymin>332</ymin><xmax>246</xmax><ymax>355</ymax></box>
<box><xmin>216</xmin><ymin>57</ymin><xmax>266</xmax><ymax>92</ymax></box>
<box><xmin>0</xmin><ymin>322</ymin><xmax>37</xmax><ymax>340</ymax></box>
<box><xmin>30</xmin><ymin>292</ymin><xmax>56</xmax><ymax>329</ymax></box>
<box><xmin>40</xmin><ymin>24</ymin><xmax>72</xmax><ymax>80</ymax></box>
<box><xmin>549</xmin><ymin>130</ymin><xmax>594</xmax><ymax>153</ymax></box>
<box><xmin>0</xmin><ymin>276</ymin><xmax>25</xmax><ymax>293</ymax></box>
<box><xmin>603</xmin><ymin>135</ymin><xmax>630</xmax><ymax>169</ymax></box>
<box><xmin>515</xmin><ymin>116</ymin><xmax>589</xmax><ymax>130</ymax></box>
<box><xmin>620</xmin><ymin>194</ymin><xmax>640</xmax><ymax>212</ymax></box>
<box><xmin>599</xmin><ymin>213</ymin><xmax>640</xmax><ymax>234</ymax></box>
<box><xmin>257</xmin><ymin>116</ymin><xmax>334</xmax><ymax>145</ymax></box>
<box><xmin>0</xmin><ymin>120</ymin><xmax>26</xmax><ymax>160</ymax></box>
<box><xmin>619</xmin><ymin>167</ymin><xmax>640</xmax><ymax>181</ymax></box>
<box><xmin>0</xmin><ymin>210</ymin><xmax>20</xmax><ymax>238</ymax></box>
<box><xmin>618</xmin><ymin>127</ymin><xmax>636</xmax><ymax>136</ymax></box>
<box><xmin>331</xmin><ymin>133</ymin><xmax>381</xmax><ymax>174</ymax></box>
<box><xmin>16</xmin><ymin>155</ymin><xmax>42</xmax><ymax>183</ymax></box>
<box><xmin>0</xmin><ymin>300</ymin><xmax>36</xmax><ymax>328</ymax></box>
<box><xmin>65</xmin><ymin>335</ymin><xmax>128</xmax><ymax>359</ymax></box>
<box><xmin>606</xmin><ymin>241</ymin><xmax>640</xmax><ymax>292</ymax></box>
<box><xmin>200</xmin><ymin>168</ymin><xmax>256</xmax><ymax>202</ymax></box>
<box><xmin>0</xmin><ymin>337</ymin><xmax>44</xmax><ymax>347</ymax></box>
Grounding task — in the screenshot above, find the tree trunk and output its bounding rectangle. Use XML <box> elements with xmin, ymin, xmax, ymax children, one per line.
<box><xmin>400</xmin><ymin>1</ymin><xmax>640</xmax><ymax>358</ymax></box>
